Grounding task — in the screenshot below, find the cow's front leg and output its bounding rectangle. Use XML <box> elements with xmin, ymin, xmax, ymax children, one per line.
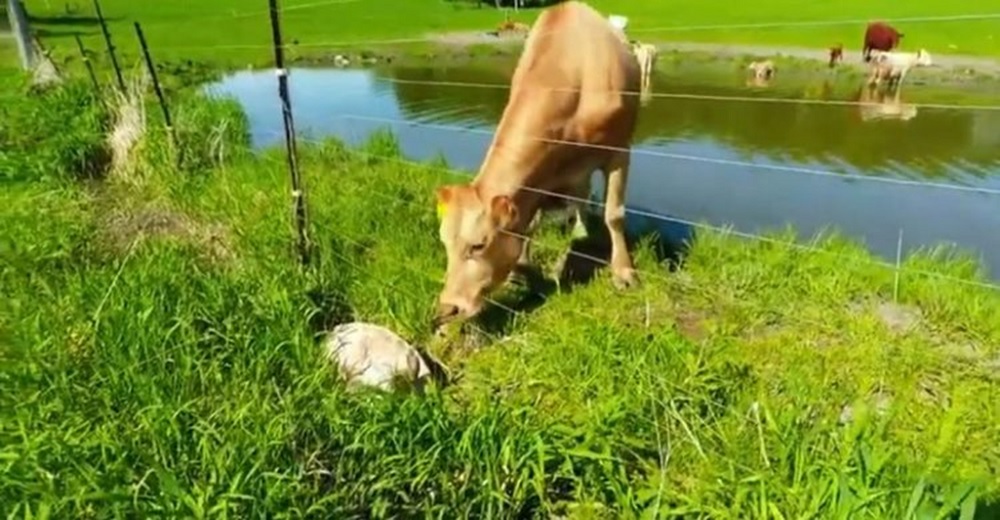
<box><xmin>601</xmin><ymin>151</ymin><xmax>638</xmax><ymax>289</ymax></box>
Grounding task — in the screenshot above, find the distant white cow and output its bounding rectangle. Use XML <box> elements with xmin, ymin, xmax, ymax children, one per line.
<box><xmin>867</xmin><ymin>49</ymin><xmax>933</xmax><ymax>89</ymax></box>
<box><xmin>607</xmin><ymin>14</ymin><xmax>629</xmax><ymax>40</ymax></box>
<box><xmin>631</xmin><ymin>41</ymin><xmax>658</xmax><ymax>101</ymax></box>
<box><xmin>747</xmin><ymin>60</ymin><xmax>776</xmax><ymax>81</ymax></box>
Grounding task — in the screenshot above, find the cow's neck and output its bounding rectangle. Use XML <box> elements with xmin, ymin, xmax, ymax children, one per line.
<box><xmin>472</xmin><ymin>116</ymin><xmax>548</xmax><ymax>232</ymax></box>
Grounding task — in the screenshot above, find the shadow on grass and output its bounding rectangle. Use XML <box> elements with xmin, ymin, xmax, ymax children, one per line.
<box><xmin>474</xmin><ymin>207</ymin><xmax>695</xmax><ymax>335</ymax></box>
<box><xmin>26</xmin><ymin>14</ymin><xmax>119</xmax><ymax>39</ymax></box>
<box><xmin>975</xmin><ymin>498</ymin><xmax>1000</xmax><ymax>519</ymax></box>
<box><xmin>555</xmin><ymin>208</ymin><xmax>694</xmax><ymax>291</ymax></box>
<box><xmin>28</xmin><ymin>14</ymin><xmax>118</xmax><ymax>27</ymax></box>
<box><xmin>34</xmin><ymin>28</ymin><xmax>99</xmax><ymax>38</ymax></box>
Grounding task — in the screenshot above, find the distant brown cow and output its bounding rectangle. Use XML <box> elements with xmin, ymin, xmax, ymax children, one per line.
<box><xmin>863</xmin><ymin>21</ymin><xmax>904</xmax><ymax>62</ymax></box>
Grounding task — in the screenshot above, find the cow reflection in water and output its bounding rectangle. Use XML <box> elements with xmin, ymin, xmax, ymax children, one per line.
<box><xmin>856</xmin><ymin>84</ymin><xmax>918</xmax><ymax>122</ymax></box>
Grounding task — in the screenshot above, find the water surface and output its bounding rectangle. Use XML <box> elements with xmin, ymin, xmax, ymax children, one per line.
<box><xmin>205</xmin><ymin>60</ymin><xmax>1000</xmax><ymax>279</ymax></box>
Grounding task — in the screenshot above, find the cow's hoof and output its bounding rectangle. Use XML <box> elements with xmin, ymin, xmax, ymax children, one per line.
<box><xmin>612</xmin><ymin>267</ymin><xmax>639</xmax><ymax>289</ymax></box>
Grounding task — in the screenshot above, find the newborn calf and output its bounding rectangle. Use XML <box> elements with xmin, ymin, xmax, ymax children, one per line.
<box><xmin>323</xmin><ymin>322</ymin><xmax>432</xmax><ymax>392</ymax></box>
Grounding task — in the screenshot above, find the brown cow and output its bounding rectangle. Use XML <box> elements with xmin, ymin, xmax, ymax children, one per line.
<box><xmin>431</xmin><ymin>0</ymin><xmax>641</xmax><ymax>328</ymax></box>
<box><xmin>863</xmin><ymin>21</ymin><xmax>904</xmax><ymax>62</ymax></box>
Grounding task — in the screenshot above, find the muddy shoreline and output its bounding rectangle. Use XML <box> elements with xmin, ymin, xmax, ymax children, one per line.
<box><xmin>285</xmin><ymin>31</ymin><xmax>1000</xmax><ymax>86</ymax></box>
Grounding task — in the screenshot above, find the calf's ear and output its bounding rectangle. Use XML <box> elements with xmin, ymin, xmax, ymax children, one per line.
<box><xmin>489</xmin><ymin>195</ymin><xmax>518</xmax><ymax>228</ymax></box>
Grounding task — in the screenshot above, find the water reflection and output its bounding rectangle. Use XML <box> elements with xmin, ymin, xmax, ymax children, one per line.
<box><xmin>857</xmin><ymin>86</ymin><xmax>918</xmax><ymax>122</ymax></box>
<box><xmin>383</xmin><ymin>63</ymin><xmax>1000</xmax><ymax>181</ymax></box>
<box><xmin>204</xmin><ymin>63</ymin><xmax>1000</xmax><ymax>278</ymax></box>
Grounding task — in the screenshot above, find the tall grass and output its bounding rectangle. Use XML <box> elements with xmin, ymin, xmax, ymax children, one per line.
<box><xmin>2</xmin><ymin>74</ymin><xmax>999</xmax><ymax>517</ymax></box>
<box><xmin>0</xmin><ymin>78</ymin><xmax>110</xmax><ymax>182</ymax></box>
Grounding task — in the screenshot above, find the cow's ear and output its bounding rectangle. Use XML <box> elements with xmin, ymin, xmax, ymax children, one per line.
<box><xmin>489</xmin><ymin>195</ymin><xmax>518</xmax><ymax>228</ymax></box>
<box><xmin>435</xmin><ymin>185</ymin><xmax>457</xmax><ymax>220</ymax></box>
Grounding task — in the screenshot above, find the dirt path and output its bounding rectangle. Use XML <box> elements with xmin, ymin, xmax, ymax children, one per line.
<box><xmin>427</xmin><ymin>30</ymin><xmax>1000</xmax><ymax>76</ymax></box>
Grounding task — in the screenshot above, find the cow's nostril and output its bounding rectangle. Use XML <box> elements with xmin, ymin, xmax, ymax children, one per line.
<box><xmin>431</xmin><ymin>303</ymin><xmax>460</xmax><ymax>329</ymax></box>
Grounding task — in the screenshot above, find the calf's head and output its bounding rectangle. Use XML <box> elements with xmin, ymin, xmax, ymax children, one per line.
<box><xmin>432</xmin><ymin>183</ymin><xmax>523</xmax><ymax>328</ymax></box>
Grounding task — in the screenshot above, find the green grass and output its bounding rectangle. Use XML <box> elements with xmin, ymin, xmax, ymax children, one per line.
<box><xmin>15</xmin><ymin>0</ymin><xmax>1000</xmax><ymax>74</ymax></box>
<box><xmin>3</xmin><ymin>72</ymin><xmax>1000</xmax><ymax>516</ymax></box>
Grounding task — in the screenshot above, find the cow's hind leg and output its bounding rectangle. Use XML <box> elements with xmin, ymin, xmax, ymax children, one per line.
<box><xmin>562</xmin><ymin>177</ymin><xmax>591</xmax><ymax>240</ymax></box>
<box><xmin>601</xmin><ymin>150</ymin><xmax>638</xmax><ymax>289</ymax></box>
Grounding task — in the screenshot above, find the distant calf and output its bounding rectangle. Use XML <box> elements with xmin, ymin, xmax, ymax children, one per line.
<box><xmin>867</xmin><ymin>49</ymin><xmax>933</xmax><ymax>88</ymax></box>
<box><xmin>863</xmin><ymin>21</ymin><xmax>904</xmax><ymax>62</ymax></box>
<box><xmin>828</xmin><ymin>44</ymin><xmax>844</xmax><ymax>68</ymax></box>
<box><xmin>747</xmin><ymin>60</ymin><xmax>776</xmax><ymax>81</ymax></box>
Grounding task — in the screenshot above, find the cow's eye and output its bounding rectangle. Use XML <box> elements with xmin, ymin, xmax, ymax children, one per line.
<box><xmin>468</xmin><ymin>242</ymin><xmax>486</xmax><ymax>256</ymax></box>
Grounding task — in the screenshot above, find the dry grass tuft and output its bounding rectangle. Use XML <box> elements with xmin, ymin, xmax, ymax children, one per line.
<box><xmin>106</xmin><ymin>71</ymin><xmax>150</xmax><ymax>183</ymax></box>
<box><xmin>99</xmin><ymin>204</ymin><xmax>234</xmax><ymax>263</ymax></box>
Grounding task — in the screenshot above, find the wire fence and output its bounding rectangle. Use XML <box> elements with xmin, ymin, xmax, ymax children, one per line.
<box><xmin>263</xmin><ymin>128</ymin><xmax>1000</xmax><ymax>295</ymax></box>
<box><xmin>363</xmin><ymin>77</ymin><xmax>1000</xmax><ymax>113</ymax></box>
<box><xmin>332</xmin><ymin>112</ymin><xmax>1000</xmax><ymax>197</ymax></box>
<box><xmin>18</xmin><ymin>0</ymin><xmax>1000</xmax><ymax>327</ymax></box>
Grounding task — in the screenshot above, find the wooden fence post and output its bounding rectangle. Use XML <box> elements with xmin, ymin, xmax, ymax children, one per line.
<box><xmin>266</xmin><ymin>0</ymin><xmax>311</xmax><ymax>266</ymax></box>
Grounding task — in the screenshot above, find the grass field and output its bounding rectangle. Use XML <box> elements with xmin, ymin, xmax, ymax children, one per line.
<box><xmin>14</xmin><ymin>0</ymin><xmax>1000</xmax><ymax>73</ymax></box>
<box><xmin>3</xmin><ymin>68</ymin><xmax>1000</xmax><ymax>516</ymax></box>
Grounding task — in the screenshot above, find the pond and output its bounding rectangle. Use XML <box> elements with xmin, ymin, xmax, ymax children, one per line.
<box><xmin>204</xmin><ymin>58</ymin><xmax>1000</xmax><ymax>280</ymax></box>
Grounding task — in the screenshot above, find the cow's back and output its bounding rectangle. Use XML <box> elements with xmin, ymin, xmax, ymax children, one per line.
<box><xmin>506</xmin><ymin>2</ymin><xmax>640</xmax><ymax>140</ymax></box>
<box><xmin>474</xmin><ymin>1</ymin><xmax>642</xmax><ymax>194</ymax></box>
<box><xmin>515</xmin><ymin>2</ymin><xmax>638</xmax><ymax>89</ymax></box>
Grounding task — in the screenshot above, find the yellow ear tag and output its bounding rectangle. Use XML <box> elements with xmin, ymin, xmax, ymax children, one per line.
<box><xmin>436</xmin><ymin>202</ymin><xmax>447</xmax><ymax>220</ymax></box>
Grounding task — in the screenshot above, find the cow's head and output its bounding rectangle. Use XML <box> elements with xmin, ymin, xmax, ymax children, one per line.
<box><xmin>432</xmin><ymin>183</ymin><xmax>523</xmax><ymax>329</ymax></box>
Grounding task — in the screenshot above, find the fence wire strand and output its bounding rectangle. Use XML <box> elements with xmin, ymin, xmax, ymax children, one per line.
<box><xmin>256</xmin><ymin>136</ymin><xmax>528</xmax><ymax>322</ymax></box>
<box><xmin>261</xmin><ymin>128</ymin><xmax>1000</xmax><ymax>294</ymax></box>
<box><xmin>146</xmin><ymin>11</ymin><xmax>1000</xmax><ymax>52</ymax></box>
<box><xmin>367</xmin><ymin>76</ymin><xmax>1000</xmax><ymax>112</ymax></box>
<box><xmin>333</xmin><ymin>113</ymin><xmax>1000</xmax><ymax>197</ymax></box>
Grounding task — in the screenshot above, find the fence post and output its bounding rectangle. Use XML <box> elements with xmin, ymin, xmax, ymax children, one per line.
<box><xmin>133</xmin><ymin>21</ymin><xmax>177</xmax><ymax>165</ymax></box>
<box><xmin>92</xmin><ymin>0</ymin><xmax>126</xmax><ymax>92</ymax></box>
<box><xmin>893</xmin><ymin>228</ymin><xmax>904</xmax><ymax>302</ymax></box>
<box><xmin>7</xmin><ymin>0</ymin><xmax>35</xmax><ymax>70</ymax></box>
<box><xmin>74</xmin><ymin>34</ymin><xmax>102</xmax><ymax>95</ymax></box>
<box><xmin>266</xmin><ymin>0</ymin><xmax>311</xmax><ymax>266</ymax></box>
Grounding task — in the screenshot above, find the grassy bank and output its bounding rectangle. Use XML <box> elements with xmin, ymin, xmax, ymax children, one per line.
<box><xmin>3</xmin><ymin>73</ymin><xmax>1000</xmax><ymax>516</ymax></box>
<box><xmin>16</xmin><ymin>0</ymin><xmax>1000</xmax><ymax>74</ymax></box>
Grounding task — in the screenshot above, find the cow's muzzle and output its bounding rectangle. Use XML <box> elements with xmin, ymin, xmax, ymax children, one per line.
<box><xmin>431</xmin><ymin>303</ymin><xmax>461</xmax><ymax>331</ymax></box>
